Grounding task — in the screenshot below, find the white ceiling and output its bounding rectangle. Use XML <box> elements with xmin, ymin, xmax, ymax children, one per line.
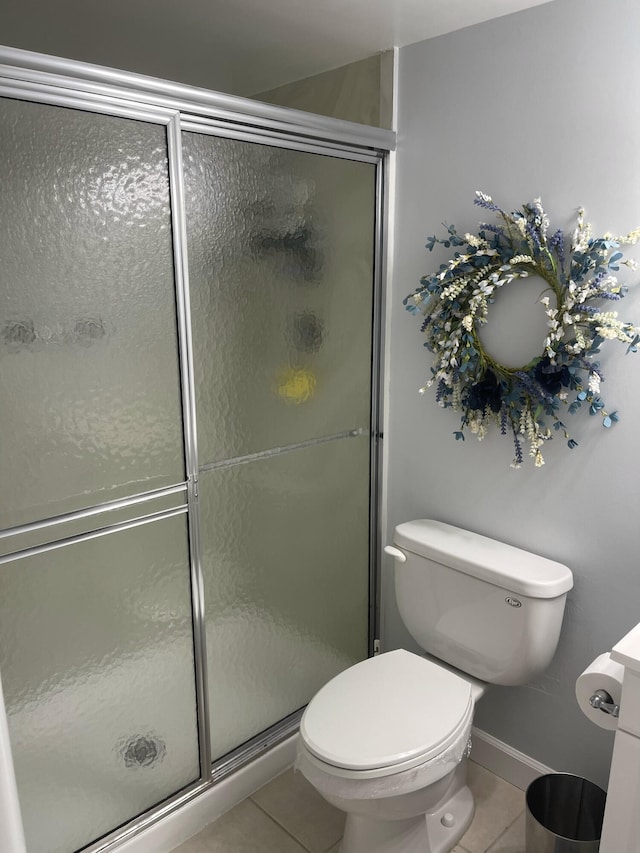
<box><xmin>2</xmin><ymin>0</ymin><xmax>555</xmax><ymax>96</ymax></box>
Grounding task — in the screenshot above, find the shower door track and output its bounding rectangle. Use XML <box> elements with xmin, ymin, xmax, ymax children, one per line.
<box><xmin>0</xmin><ymin>44</ymin><xmax>394</xmax><ymax>853</ymax></box>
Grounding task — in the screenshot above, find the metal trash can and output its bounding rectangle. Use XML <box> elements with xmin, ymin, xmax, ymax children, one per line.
<box><xmin>526</xmin><ymin>773</ymin><xmax>606</xmax><ymax>852</ymax></box>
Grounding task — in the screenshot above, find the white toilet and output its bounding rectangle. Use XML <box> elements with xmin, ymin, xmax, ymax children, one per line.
<box><xmin>297</xmin><ymin>519</ymin><xmax>573</xmax><ymax>853</ymax></box>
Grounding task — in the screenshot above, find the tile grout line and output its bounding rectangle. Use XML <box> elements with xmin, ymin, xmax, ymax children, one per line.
<box><xmin>248</xmin><ymin>796</ymin><xmax>316</xmax><ymax>853</ymax></box>
<box><xmin>482</xmin><ymin>806</ymin><xmax>526</xmax><ymax>853</ymax></box>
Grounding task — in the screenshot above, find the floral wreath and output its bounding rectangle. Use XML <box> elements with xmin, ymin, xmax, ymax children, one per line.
<box><xmin>405</xmin><ymin>192</ymin><xmax>640</xmax><ymax>467</ymax></box>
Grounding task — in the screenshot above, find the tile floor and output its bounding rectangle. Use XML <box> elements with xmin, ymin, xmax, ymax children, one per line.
<box><xmin>172</xmin><ymin>760</ymin><xmax>525</xmax><ymax>853</ymax></box>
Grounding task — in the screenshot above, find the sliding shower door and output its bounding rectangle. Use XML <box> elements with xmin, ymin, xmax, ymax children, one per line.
<box><xmin>0</xmin><ymin>67</ymin><xmax>383</xmax><ymax>853</ymax></box>
<box><xmin>0</xmin><ymin>97</ymin><xmax>200</xmax><ymax>853</ymax></box>
<box><xmin>182</xmin><ymin>132</ymin><xmax>376</xmax><ymax>761</ymax></box>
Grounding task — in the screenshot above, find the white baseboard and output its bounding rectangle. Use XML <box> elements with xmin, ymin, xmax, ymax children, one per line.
<box><xmin>116</xmin><ymin>734</ymin><xmax>297</xmax><ymax>853</ymax></box>
<box><xmin>470</xmin><ymin>727</ymin><xmax>554</xmax><ymax>791</ymax></box>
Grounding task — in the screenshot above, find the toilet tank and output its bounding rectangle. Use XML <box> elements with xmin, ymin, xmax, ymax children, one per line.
<box><xmin>391</xmin><ymin>520</ymin><xmax>573</xmax><ymax>686</ymax></box>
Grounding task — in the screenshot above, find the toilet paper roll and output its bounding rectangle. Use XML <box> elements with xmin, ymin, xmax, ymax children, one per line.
<box><xmin>575</xmin><ymin>652</ymin><xmax>625</xmax><ymax>730</ymax></box>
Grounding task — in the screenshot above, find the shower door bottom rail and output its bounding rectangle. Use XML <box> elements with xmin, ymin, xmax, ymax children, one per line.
<box><xmin>211</xmin><ymin>707</ymin><xmax>304</xmax><ymax>783</ymax></box>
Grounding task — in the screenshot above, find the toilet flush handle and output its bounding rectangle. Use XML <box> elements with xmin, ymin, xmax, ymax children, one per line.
<box><xmin>384</xmin><ymin>545</ymin><xmax>407</xmax><ymax>563</ymax></box>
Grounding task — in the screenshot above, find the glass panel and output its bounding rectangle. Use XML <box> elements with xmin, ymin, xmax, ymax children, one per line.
<box><xmin>0</xmin><ymin>514</ymin><xmax>200</xmax><ymax>853</ymax></box>
<box><xmin>0</xmin><ymin>98</ymin><xmax>185</xmax><ymax>530</ymax></box>
<box><xmin>200</xmin><ymin>436</ymin><xmax>370</xmax><ymax>760</ymax></box>
<box><xmin>183</xmin><ymin>133</ymin><xmax>376</xmax><ymax>465</ymax></box>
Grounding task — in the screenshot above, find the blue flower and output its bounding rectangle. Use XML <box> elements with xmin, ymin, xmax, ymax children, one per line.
<box><xmin>549</xmin><ymin>229</ymin><xmax>566</xmax><ymax>270</ymax></box>
<box><xmin>533</xmin><ymin>357</ymin><xmax>571</xmax><ymax>396</ymax></box>
<box><xmin>525</xmin><ymin>222</ymin><xmax>541</xmax><ymax>252</ymax></box>
<box><xmin>513</xmin><ymin>433</ymin><xmax>524</xmax><ymax>465</ymax></box>
<box><xmin>467</xmin><ymin>371</ymin><xmax>502</xmax><ymax>413</ymax></box>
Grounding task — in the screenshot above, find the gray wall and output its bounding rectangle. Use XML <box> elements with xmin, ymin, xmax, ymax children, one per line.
<box><xmin>387</xmin><ymin>0</ymin><xmax>640</xmax><ymax>789</ymax></box>
<box><xmin>255</xmin><ymin>52</ymin><xmax>394</xmax><ymax>129</ymax></box>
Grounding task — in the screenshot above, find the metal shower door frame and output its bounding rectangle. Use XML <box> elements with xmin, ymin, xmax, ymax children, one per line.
<box><xmin>0</xmin><ymin>45</ymin><xmax>394</xmax><ymax>853</ymax></box>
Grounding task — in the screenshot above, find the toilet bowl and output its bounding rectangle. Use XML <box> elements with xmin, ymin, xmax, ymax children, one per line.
<box><xmin>297</xmin><ymin>520</ymin><xmax>574</xmax><ymax>853</ymax></box>
<box><xmin>297</xmin><ymin>650</ymin><xmax>483</xmax><ymax>853</ymax></box>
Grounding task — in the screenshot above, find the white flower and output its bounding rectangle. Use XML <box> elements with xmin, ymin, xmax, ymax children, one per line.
<box><xmin>475</xmin><ymin>191</ymin><xmax>494</xmax><ymax>204</ymax></box>
<box><xmin>572</xmin><ymin>206</ymin><xmax>592</xmax><ymax>251</ymax></box>
<box><xmin>588</xmin><ymin>372</ymin><xmax>601</xmax><ymax>394</ymax></box>
<box><xmin>601</xmin><ymin>275</ymin><xmax>619</xmax><ymax>291</ymax></box>
<box><xmin>599</xmin><ymin>327</ymin><xmax>622</xmax><ymax>340</ymax></box>
<box><xmin>619</xmin><ymin>227</ymin><xmax>640</xmax><ymax>245</ymax></box>
<box><xmin>532</xmin><ymin>198</ymin><xmax>550</xmax><ymax>238</ymax></box>
<box><xmin>465</xmin><ymin>234</ymin><xmax>486</xmax><ymax>248</ymax></box>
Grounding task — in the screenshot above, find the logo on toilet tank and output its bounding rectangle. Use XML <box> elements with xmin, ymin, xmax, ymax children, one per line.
<box><xmin>505</xmin><ymin>597</ymin><xmax>522</xmax><ymax>608</ymax></box>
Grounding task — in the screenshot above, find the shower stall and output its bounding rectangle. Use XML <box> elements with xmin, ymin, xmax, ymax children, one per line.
<box><xmin>0</xmin><ymin>47</ymin><xmax>393</xmax><ymax>853</ymax></box>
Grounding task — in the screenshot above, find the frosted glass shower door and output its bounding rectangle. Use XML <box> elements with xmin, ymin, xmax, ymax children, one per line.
<box><xmin>0</xmin><ymin>97</ymin><xmax>200</xmax><ymax>853</ymax></box>
<box><xmin>0</xmin><ymin>98</ymin><xmax>185</xmax><ymax>529</ymax></box>
<box><xmin>0</xmin><ymin>516</ymin><xmax>200</xmax><ymax>853</ymax></box>
<box><xmin>183</xmin><ymin>132</ymin><xmax>376</xmax><ymax>760</ymax></box>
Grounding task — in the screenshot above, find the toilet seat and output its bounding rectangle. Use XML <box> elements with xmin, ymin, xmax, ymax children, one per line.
<box><xmin>300</xmin><ymin>649</ymin><xmax>473</xmax><ymax>777</ymax></box>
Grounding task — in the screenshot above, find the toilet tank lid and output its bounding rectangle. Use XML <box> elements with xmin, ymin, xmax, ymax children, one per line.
<box><xmin>393</xmin><ymin>520</ymin><xmax>573</xmax><ymax>599</ymax></box>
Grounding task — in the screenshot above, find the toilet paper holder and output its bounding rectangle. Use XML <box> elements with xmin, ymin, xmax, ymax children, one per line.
<box><xmin>589</xmin><ymin>689</ymin><xmax>620</xmax><ymax>718</ymax></box>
